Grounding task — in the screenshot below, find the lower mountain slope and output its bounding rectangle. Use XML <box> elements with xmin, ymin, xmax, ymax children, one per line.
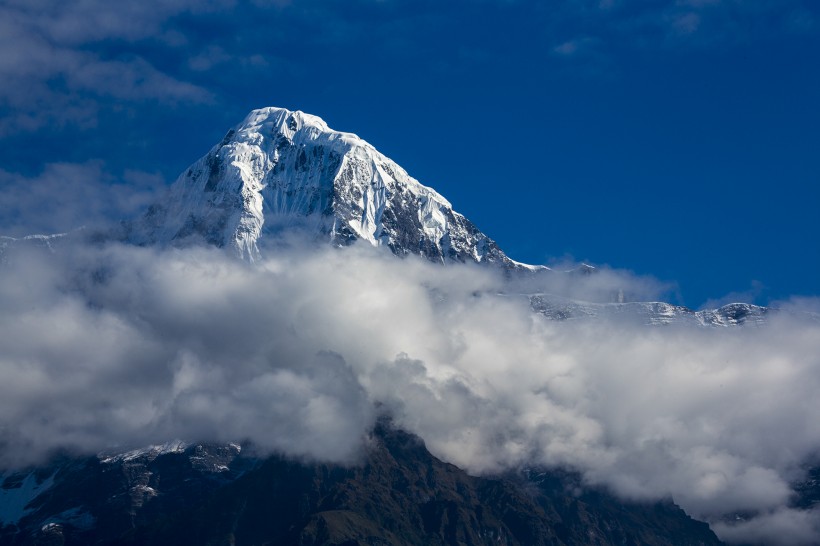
<box><xmin>1</xmin><ymin>422</ymin><xmax>721</xmax><ymax>546</ymax></box>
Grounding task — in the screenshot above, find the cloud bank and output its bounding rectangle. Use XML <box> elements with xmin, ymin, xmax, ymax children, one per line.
<box><xmin>1</xmin><ymin>239</ymin><xmax>819</xmax><ymax>544</ymax></box>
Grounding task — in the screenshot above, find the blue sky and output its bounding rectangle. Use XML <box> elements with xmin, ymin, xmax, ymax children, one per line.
<box><xmin>1</xmin><ymin>0</ymin><xmax>818</xmax><ymax>308</ymax></box>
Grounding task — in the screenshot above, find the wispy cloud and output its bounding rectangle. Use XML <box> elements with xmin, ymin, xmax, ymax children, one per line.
<box><xmin>0</xmin><ymin>162</ymin><xmax>166</xmax><ymax>236</ymax></box>
<box><xmin>0</xmin><ymin>0</ymin><xmax>221</xmax><ymax>134</ymax></box>
<box><xmin>549</xmin><ymin>0</ymin><xmax>818</xmax><ymax>56</ymax></box>
<box><xmin>551</xmin><ymin>36</ymin><xmax>602</xmax><ymax>57</ymax></box>
<box><xmin>700</xmin><ymin>280</ymin><xmax>766</xmax><ymax>310</ymax></box>
<box><xmin>3</xmin><ymin>0</ymin><xmax>812</xmax><ymax>136</ymax></box>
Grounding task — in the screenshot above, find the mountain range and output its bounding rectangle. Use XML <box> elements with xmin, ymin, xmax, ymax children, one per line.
<box><xmin>0</xmin><ymin>106</ymin><xmax>805</xmax><ymax>545</ymax></box>
<box><xmin>1</xmin><ymin>107</ymin><xmax>772</xmax><ymax>326</ymax></box>
<box><xmin>118</xmin><ymin>107</ymin><xmax>770</xmax><ymax>327</ymax></box>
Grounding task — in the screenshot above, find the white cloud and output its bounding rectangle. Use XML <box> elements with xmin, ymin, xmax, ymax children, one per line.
<box><xmin>0</xmin><ymin>240</ymin><xmax>819</xmax><ymax>543</ymax></box>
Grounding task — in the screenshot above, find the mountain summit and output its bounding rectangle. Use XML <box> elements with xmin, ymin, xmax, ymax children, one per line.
<box><xmin>128</xmin><ymin>107</ymin><xmax>522</xmax><ymax>267</ymax></box>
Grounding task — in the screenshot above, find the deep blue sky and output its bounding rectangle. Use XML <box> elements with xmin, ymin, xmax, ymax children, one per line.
<box><xmin>1</xmin><ymin>0</ymin><xmax>818</xmax><ymax>308</ymax></box>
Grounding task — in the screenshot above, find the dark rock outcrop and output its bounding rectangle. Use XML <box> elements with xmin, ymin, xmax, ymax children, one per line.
<box><xmin>1</xmin><ymin>422</ymin><xmax>722</xmax><ymax>546</ymax></box>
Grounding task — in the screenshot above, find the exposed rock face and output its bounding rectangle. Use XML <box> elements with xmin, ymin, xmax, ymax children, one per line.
<box><xmin>0</xmin><ymin>423</ymin><xmax>723</xmax><ymax>546</ymax></box>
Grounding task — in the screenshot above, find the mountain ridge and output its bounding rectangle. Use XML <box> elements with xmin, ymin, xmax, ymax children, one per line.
<box><xmin>0</xmin><ymin>107</ymin><xmax>779</xmax><ymax>327</ymax></box>
<box><xmin>2</xmin><ymin>106</ymin><xmax>813</xmax><ymax>545</ymax></box>
<box><xmin>120</xmin><ymin>106</ymin><xmax>782</xmax><ymax>327</ymax></box>
<box><xmin>1</xmin><ymin>421</ymin><xmax>724</xmax><ymax>546</ymax></box>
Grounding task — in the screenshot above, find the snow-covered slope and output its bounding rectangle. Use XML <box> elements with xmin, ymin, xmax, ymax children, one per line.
<box><xmin>127</xmin><ymin>107</ymin><xmax>520</xmax><ymax>267</ymax></box>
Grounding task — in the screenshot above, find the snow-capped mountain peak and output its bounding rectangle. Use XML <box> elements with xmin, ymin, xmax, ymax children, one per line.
<box><xmin>128</xmin><ymin>106</ymin><xmax>513</xmax><ymax>267</ymax></box>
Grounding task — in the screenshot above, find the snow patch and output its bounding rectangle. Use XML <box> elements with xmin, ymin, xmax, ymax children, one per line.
<box><xmin>0</xmin><ymin>470</ymin><xmax>56</xmax><ymax>525</ymax></box>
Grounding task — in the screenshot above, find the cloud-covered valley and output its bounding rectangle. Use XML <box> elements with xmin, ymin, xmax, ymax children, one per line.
<box><xmin>1</xmin><ymin>239</ymin><xmax>819</xmax><ymax>544</ymax></box>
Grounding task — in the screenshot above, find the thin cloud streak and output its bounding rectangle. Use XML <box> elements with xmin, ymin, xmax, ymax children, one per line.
<box><xmin>547</xmin><ymin>0</ymin><xmax>817</xmax><ymax>65</ymax></box>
